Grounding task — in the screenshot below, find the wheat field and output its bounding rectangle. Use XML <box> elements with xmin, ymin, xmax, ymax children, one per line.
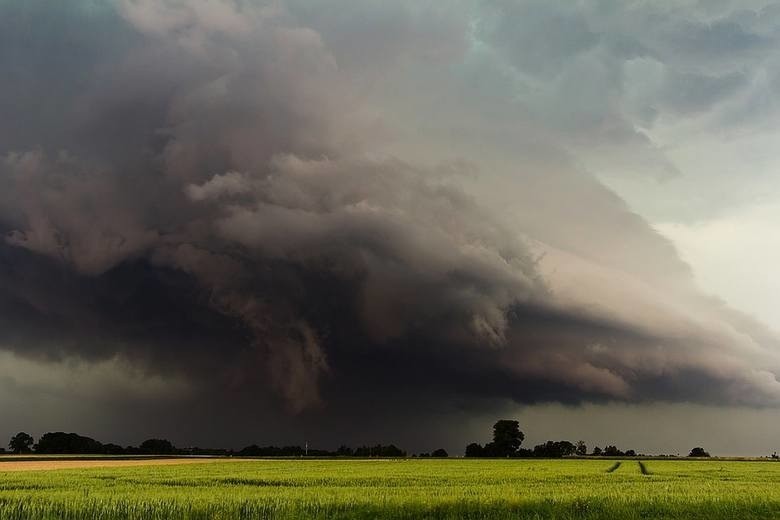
<box><xmin>1</xmin><ymin>457</ymin><xmax>780</xmax><ymax>519</ymax></box>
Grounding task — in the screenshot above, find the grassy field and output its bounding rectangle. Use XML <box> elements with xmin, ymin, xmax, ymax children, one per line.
<box><xmin>2</xmin><ymin>458</ymin><xmax>780</xmax><ymax>519</ymax></box>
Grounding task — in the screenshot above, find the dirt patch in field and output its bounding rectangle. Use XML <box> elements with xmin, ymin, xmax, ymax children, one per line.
<box><xmin>0</xmin><ymin>458</ymin><xmax>236</xmax><ymax>472</ymax></box>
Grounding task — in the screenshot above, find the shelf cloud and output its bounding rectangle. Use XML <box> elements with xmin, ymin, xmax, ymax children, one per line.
<box><xmin>2</xmin><ymin>0</ymin><xmax>780</xmax><ymax>448</ymax></box>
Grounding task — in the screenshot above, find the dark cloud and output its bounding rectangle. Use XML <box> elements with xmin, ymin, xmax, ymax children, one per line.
<box><xmin>1</xmin><ymin>0</ymin><xmax>780</xmax><ymax>448</ymax></box>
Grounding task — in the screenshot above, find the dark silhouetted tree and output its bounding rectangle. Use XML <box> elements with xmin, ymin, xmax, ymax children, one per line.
<box><xmin>603</xmin><ymin>445</ymin><xmax>623</xmax><ymax>457</ymax></box>
<box><xmin>431</xmin><ymin>448</ymin><xmax>448</xmax><ymax>458</ymax></box>
<box><xmin>592</xmin><ymin>446</ymin><xmax>602</xmax><ymax>456</ymax></box>
<box><xmin>139</xmin><ymin>438</ymin><xmax>175</xmax><ymax>455</ymax></box>
<box><xmin>103</xmin><ymin>443</ymin><xmax>125</xmax><ymax>455</ymax></box>
<box><xmin>336</xmin><ymin>445</ymin><xmax>354</xmax><ymax>456</ymax></box>
<box><xmin>35</xmin><ymin>432</ymin><xmax>103</xmax><ymax>454</ymax></box>
<box><xmin>238</xmin><ymin>444</ymin><xmax>262</xmax><ymax>456</ymax></box>
<box><xmin>625</xmin><ymin>449</ymin><xmax>637</xmax><ymax>457</ymax></box>
<box><xmin>532</xmin><ymin>441</ymin><xmax>576</xmax><ymax>458</ymax></box>
<box><xmin>9</xmin><ymin>432</ymin><xmax>34</xmax><ymax>454</ymax></box>
<box><xmin>491</xmin><ymin>420</ymin><xmax>524</xmax><ymax>457</ymax></box>
<box><xmin>465</xmin><ymin>443</ymin><xmax>484</xmax><ymax>457</ymax></box>
<box><xmin>688</xmin><ymin>447</ymin><xmax>710</xmax><ymax>457</ymax></box>
<box><xmin>238</xmin><ymin>445</ymin><xmax>304</xmax><ymax>456</ymax></box>
<box><xmin>575</xmin><ymin>441</ymin><xmax>587</xmax><ymax>456</ymax></box>
<box><xmin>353</xmin><ymin>444</ymin><xmax>406</xmax><ymax>457</ymax></box>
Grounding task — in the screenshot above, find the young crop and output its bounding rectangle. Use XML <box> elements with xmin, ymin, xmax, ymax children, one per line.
<box><xmin>1</xmin><ymin>458</ymin><xmax>780</xmax><ymax>519</ymax></box>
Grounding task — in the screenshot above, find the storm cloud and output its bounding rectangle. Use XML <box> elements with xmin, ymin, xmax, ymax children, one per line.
<box><xmin>2</xmin><ymin>0</ymin><xmax>780</xmax><ymax>449</ymax></box>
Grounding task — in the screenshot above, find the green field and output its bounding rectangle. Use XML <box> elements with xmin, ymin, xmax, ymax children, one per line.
<box><xmin>2</xmin><ymin>458</ymin><xmax>780</xmax><ymax>519</ymax></box>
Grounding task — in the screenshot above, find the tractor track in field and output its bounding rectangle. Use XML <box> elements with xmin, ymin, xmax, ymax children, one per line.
<box><xmin>605</xmin><ymin>461</ymin><xmax>621</xmax><ymax>473</ymax></box>
<box><xmin>638</xmin><ymin>460</ymin><xmax>651</xmax><ymax>475</ymax></box>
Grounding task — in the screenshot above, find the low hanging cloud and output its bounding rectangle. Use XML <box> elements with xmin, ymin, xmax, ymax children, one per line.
<box><xmin>1</xmin><ymin>0</ymin><xmax>780</xmax><ymax>427</ymax></box>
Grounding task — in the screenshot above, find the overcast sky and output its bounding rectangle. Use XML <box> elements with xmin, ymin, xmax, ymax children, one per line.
<box><xmin>2</xmin><ymin>0</ymin><xmax>780</xmax><ymax>455</ymax></box>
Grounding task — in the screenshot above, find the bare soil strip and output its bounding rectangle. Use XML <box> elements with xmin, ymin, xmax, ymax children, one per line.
<box><xmin>0</xmin><ymin>458</ymin><xmax>236</xmax><ymax>472</ymax></box>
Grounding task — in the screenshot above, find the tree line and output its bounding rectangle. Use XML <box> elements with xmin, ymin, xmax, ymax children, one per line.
<box><xmin>5</xmin><ymin>423</ymin><xmax>713</xmax><ymax>458</ymax></box>
<box><xmin>237</xmin><ymin>444</ymin><xmax>409</xmax><ymax>457</ymax></box>
<box><xmin>5</xmin><ymin>432</ymin><xmax>412</xmax><ymax>458</ymax></box>
<box><xmin>7</xmin><ymin>432</ymin><xmax>182</xmax><ymax>456</ymax></box>
<box><xmin>463</xmin><ymin>420</ymin><xmax>710</xmax><ymax>459</ymax></box>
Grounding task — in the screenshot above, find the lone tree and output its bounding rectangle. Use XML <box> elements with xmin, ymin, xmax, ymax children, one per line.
<box><xmin>9</xmin><ymin>432</ymin><xmax>34</xmax><ymax>454</ymax></box>
<box><xmin>688</xmin><ymin>447</ymin><xmax>710</xmax><ymax>458</ymax></box>
<box><xmin>490</xmin><ymin>420</ymin><xmax>524</xmax><ymax>457</ymax></box>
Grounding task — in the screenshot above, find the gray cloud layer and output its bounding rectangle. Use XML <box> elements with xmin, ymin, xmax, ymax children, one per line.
<box><xmin>2</xmin><ymin>0</ymin><xmax>780</xmax><ymax>443</ymax></box>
